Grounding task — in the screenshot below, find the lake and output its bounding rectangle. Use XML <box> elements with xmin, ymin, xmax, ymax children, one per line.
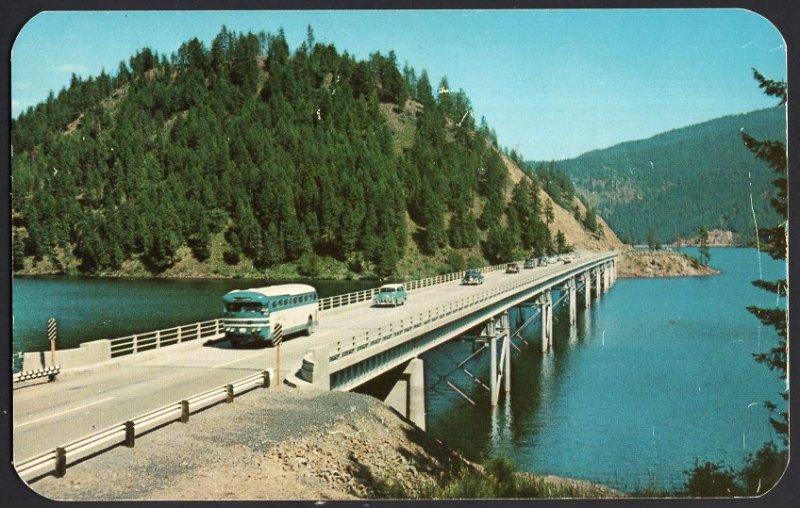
<box><xmin>11</xmin><ymin>248</ymin><xmax>787</xmax><ymax>491</ymax></box>
<box><xmin>422</xmin><ymin>247</ymin><xmax>787</xmax><ymax>491</ymax></box>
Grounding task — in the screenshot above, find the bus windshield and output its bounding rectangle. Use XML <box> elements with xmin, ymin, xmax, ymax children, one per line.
<box><xmin>225</xmin><ymin>302</ymin><xmax>263</xmax><ymax>313</ymax></box>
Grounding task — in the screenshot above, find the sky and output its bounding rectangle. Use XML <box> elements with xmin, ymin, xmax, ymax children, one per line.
<box><xmin>10</xmin><ymin>9</ymin><xmax>787</xmax><ymax>160</ymax></box>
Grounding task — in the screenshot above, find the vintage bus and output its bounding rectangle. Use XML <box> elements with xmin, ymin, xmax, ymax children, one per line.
<box><xmin>222</xmin><ymin>284</ymin><xmax>318</xmax><ymax>347</ymax></box>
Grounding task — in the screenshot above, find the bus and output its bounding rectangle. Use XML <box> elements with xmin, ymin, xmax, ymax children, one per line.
<box><xmin>222</xmin><ymin>284</ymin><xmax>318</xmax><ymax>347</ymax></box>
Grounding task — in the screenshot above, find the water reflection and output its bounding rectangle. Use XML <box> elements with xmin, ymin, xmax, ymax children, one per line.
<box><xmin>425</xmin><ymin>250</ymin><xmax>786</xmax><ymax>490</ymax></box>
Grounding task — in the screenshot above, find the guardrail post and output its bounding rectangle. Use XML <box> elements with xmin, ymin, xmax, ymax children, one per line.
<box><xmin>225</xmin><ymin>384</ymin><xmax>234</xmax><ymax>403</ymax></box>
<box><xmin>55</xmin><ymin>447</ymin><xmax>66</xmax><ymax>478</ymax></box>
<box><xmin>155</xmin><ymin>330</ymin><xmax>161</xmax><ymax>348</ymax></box>
<box><xmin>133</xmin><ymin>334</ymin><xmax>138</xmax><ymax>353</ymax></box>
<box><xmin>125</xmin><ymin>421</ymin><xmax>135</xmax><ymax>447</ymax></box>
<box><xmin>197</xmin><ymin>322</ymin><xmax>202</xmax><ymax>338</ymax></box>
<box><xmin>177</xmin><ymin>326</ymin><xmax>182</xmax><ymax>343</ymax></box>
<box><xmin>181</xmin><ymin>400</ymin><xmax>190</xmax><ymax>422</ymax></box>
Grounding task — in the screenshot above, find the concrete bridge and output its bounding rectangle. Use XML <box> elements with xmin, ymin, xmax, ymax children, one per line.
<box><xmin>13</xmin><ymin>251</ymin><xmax>617</xmax><ymax>475</ymax></box>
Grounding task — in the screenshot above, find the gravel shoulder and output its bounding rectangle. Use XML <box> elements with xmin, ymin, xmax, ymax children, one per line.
<box><xmin>24</xmin><ymin>388</ymin><xmax>470</xmax><ymax>501</ymax></box>
<box><xmin>23</xmin><ymin>386</ymin><xmax>625</xmax><ymax>501</ymax></box>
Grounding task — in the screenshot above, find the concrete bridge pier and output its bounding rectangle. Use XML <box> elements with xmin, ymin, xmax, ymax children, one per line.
<box><xmin>501</xmin><ymin>311</ymin><xmax>511</xmax><ymax>395</ymax></box>
<box><xmin>567</xmin><ymin>278</ymin><xmax>578</xmax><ymax>325</ymax></box>
<box><xmin>595</xmin><ymin>268</ymin><xmax>602</xmax><ymax>298</ymax></box>
<box><xmin>538</xmin><ymin>290</ymin><xmax>553</xmax><ymax>353</ymax></box>
<box><xmin>583</xmin><ymin>272</ymin><xmax>592</xmax><ymax>309</ymax></box>
<box><xmin>489</xmin><ymin>311</ymin><xmax>511</xmax><ymax>406</ymax></box>
<box><xmin>610</xmin><ymin>260</ymin><xmax>617</xmax><ymax>287</ymax></box>
<box><xmin>383</xmin><ymin>357</ymin><xmax>426</xmax><ymax>430</ymax></box>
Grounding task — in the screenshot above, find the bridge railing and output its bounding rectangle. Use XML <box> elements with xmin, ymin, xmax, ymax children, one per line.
<box><xmin>109</xmin><ymin>319</ymin><xmax>222</xmax><ymax>358</ymax></box>
<box><xmin>328</xmin><ymin>255</ymin><xmax>615</xmax><ymax>363</ymax></box>
<box><xmin>15</xmin><ymin>369</ymin><xmax>273</xmax><ymax>482</ymax></box>
<box><xmin>317</xmin><ymin>261</ymin><xmax>515</xmax><ymax>311</ymax></box>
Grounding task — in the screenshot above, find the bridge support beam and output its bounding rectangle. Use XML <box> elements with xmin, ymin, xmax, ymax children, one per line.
<box><xmin>490</xmin><ymin>334</ymin><xmax>498</xmax><ymax>405</ymax></box>
<box><xmin>567</xmin><ymin>278</ymin><xmax>577</xmax><ymax>325</ymax></box>
<box><xmin>611</xmin><ymin>260</ymin><xmax>617</xmax><ymax>287</ymax></box>
<box><xmin>383</xmin><ymin>358</ymin><xmax>426</xmax><ymax>430</ymax></box>
<box><xmin>595</xmin><ymin>268</ymin><xmax>602</xmax><ymax>299</ymax></box>
<box><xmin>488</xmin><ymin>312</ymin><xmax>511</xmax><ymax>406</ymax></box>
<box><xmin>539</xmin><ymin>290</ymin><xmax>553</xmax><ymax>353</ymax></box>
<box><xmin>501</xmin><ymin>311</ymin><xmax>511</xmax><ymax>395</ymax></box>
<box><xmin>583</xmin><ymin>272</ymin><xmax>592</xmax><ymax>309</ymax></box>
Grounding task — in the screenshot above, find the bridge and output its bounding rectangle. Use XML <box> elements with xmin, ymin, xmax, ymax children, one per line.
<box><xmin>13</xmin><ymin>251</ymin><xmax>617</xmax><ymax>480</ymax></box>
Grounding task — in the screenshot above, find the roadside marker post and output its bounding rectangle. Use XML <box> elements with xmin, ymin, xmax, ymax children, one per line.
<box><xmin>47</xmin><ymin>318</ymin><xmax>57</xmax><ymax>367</ymax></box>
<box><xmin>273</xmin><ymin>324</ymin><xmax>283</xmax><ymax>387</ymax></box>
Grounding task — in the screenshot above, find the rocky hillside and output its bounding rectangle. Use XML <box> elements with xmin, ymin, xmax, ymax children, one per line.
<box><xmin>616</xmin><ymin>249</ymin><xmax>719</xmax><ymax>278</ymax></box>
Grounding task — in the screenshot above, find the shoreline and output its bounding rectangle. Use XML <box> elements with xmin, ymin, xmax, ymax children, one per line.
<box><xmin>14</xmin><ymin>247</ymin><xmax>730</xmax><ymax>281</ymax></box>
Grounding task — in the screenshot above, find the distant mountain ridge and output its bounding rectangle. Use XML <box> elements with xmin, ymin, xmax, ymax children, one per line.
<box><xmin>548</xmin><ymin>107</ymin><xmax>785</xmax><ymax>244</ymax></box>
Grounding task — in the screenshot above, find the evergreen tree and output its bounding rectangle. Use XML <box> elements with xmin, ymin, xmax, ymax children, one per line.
<box><xmin>697</xmin><ymin>227</ymin><xmax>711</xmax><ymax>266</ymax></box>
<box><xmin>646</xmin><ymin>228</ymin><xmax>660</xmax><ymax>250</ymax></box>
<box><xmin>742</xmin><ymin>70</ymin><xmax>788</xmax><ymax>442</ymax></box>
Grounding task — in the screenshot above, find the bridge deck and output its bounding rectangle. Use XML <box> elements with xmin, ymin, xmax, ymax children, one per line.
<box><xmin>13</xmin><ymin>252</ymin><xmax>615</xmax><ymax>462</ymax></box>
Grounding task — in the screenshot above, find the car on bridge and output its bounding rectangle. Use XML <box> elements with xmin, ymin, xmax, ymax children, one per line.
<box><xmin>461</xmin><ymin>269</ymin><xmax>484</xmax><ymax>285</ymax></box>
<box><xmin>523</xmin><ymin>258</ymin><xmax>536</xmax><ymax>269</ymax></box>
<box><xmin>373</xmin><ymin>283</ymin><xmax>407</xmax><ymax>307</ymax></box>
<box><xmin>506</xmin><ymin>263</ymin><xmax>520</xmax><ymax>274</ymax></box>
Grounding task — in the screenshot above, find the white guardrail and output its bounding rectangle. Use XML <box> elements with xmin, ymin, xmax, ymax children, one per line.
<box><xmin>109</xmin><ymin>319</ymin><xmax>223</xmax><ymax>358</ymax></box>
<box><xmin>15</xmin><ymin>370</ymin><xmax>272</xmax><ymax>482</ymax></box>
<box><xmin>21</xmin><ymin>263</ymin><xmax>513</xmax><ymax>366</ymax></box>
<box><xmin>328</xmin><ymin>255</ymin><xmax>615</xmax><ymax>362</ymax></box>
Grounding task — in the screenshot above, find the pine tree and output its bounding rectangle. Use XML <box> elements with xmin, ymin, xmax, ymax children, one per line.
<box><xmin>697</xmin><ymin>227</ymin><xmax>711</xmax><ymax>266</ymax></box>
<box><xmin>742</xmin><ymin>70</ymin><xmax>788</xmax><ymax>442</ymax></box>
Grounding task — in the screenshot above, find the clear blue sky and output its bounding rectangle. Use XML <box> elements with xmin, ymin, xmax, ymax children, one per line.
<box><xmin>11</xmin><ymin>9</ymin><xmax>786</xmax><ymax>160</ymax></box>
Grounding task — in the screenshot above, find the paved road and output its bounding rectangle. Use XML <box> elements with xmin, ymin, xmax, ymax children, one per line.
<box><xmin>13</xmin><ymin>252</ymin><xmax>612</xmax><ymax>462</ymax></box>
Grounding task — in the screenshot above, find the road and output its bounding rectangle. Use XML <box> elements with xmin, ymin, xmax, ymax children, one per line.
<box><xmin>13</xmin><ymin>252</ymin><xmax>611</xmax><ymax>462</ymax></box>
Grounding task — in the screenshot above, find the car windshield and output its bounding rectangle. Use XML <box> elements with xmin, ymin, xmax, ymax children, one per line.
<box><xmin>380</xmin><ymin>287</ymin><xmax>397</xmax><ymax>293</ymax></box>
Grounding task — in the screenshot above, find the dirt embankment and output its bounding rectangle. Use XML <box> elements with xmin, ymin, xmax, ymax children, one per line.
<box><xmin>616</xmin><ymin>249</ymin><xmax>719</xmax><ymax>278</ymax></box>
<box><xmin>27</xmin><ymin>389</ymin><xmax>622</xmax><ymax>501</ymax></box>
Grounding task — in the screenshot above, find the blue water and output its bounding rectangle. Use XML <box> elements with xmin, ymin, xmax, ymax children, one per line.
<box><xmin>422</xmin><ymin>248</ymin><xmax>787</xmax><ymax>491</ymax></box>
<box><xmin>11</xmin><ymin>277</ymin><xmax>378</xmax><ymax>356</ymax></box>
<box><xmin>11</xmin><ymin>248</ymin><xmax>787</xmax><ymax>491</ymax></box>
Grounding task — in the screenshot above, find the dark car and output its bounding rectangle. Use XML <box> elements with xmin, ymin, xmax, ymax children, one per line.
<box><xmin>462</xmin><ymin>269</ymin><xmax>484</xmax><ymax>285</ymax></box>
<box><xmin>506</xmin><ymin>263</ymin><xmax>520</xmax><ymax>274</ymax></box>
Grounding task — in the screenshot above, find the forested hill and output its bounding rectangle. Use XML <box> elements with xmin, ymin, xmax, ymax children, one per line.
<box><xmin>551</xmin><ymin>107</ymin><xmax>786</xmax><ymax>245</ymax></box>
<box><xmin>11</xmin><ymin>27</ymin><xmax>617</xmax><ymax>279</ymax></box>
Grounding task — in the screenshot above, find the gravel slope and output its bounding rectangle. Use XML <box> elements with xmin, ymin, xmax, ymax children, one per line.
<box><xmin>26</xmin><ymin>388</ymin><xmax>471</xmax><ymax>501</ymax></box>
